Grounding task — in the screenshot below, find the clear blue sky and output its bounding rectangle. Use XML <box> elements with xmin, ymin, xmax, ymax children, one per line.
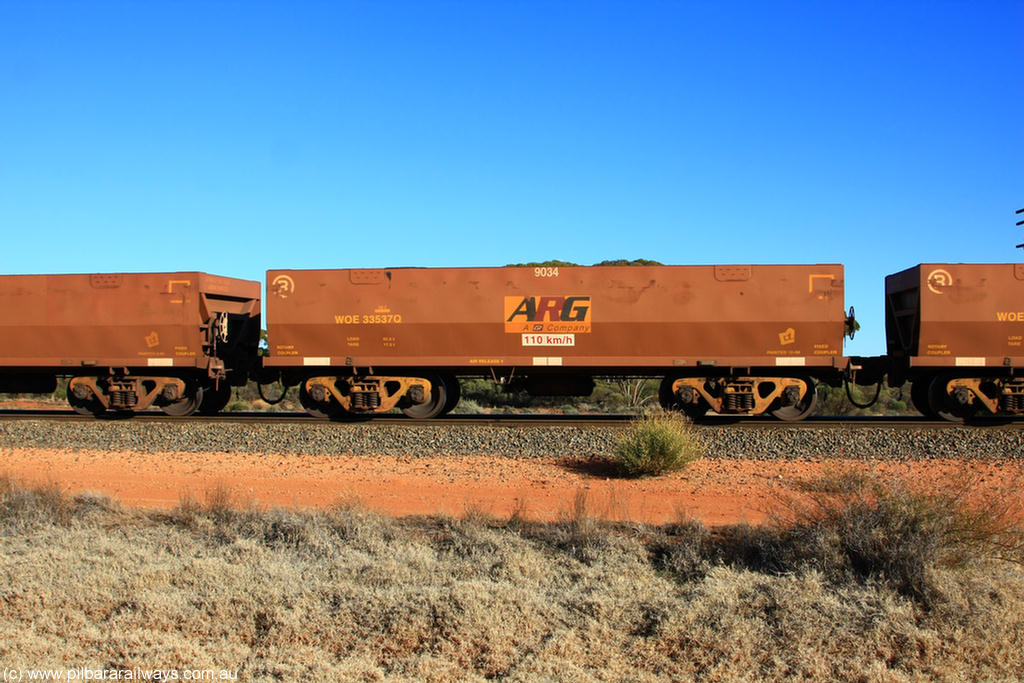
<box><xmin>2</xmin><ymin>1</ymin><xmax>1021</xmax><ymax>356</ymax></box>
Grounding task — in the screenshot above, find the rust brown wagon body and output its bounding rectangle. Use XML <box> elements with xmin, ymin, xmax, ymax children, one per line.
<box><xmin>0</xmin><ymin>272</ymin><xmax>260</xmax><ymax>415</ymax></box>
<box><xmin>885</xmin><ymin>263</ymin><xmax>1024</xmax><ymax>419</ymax></box>
<box><xmin>264</xmin><ymin>264</ymin><xmax>849</xmax><ymax>419</ymax></box>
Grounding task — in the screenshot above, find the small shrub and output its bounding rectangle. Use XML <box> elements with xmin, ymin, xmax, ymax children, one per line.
<box><xmin>174</xmin><ymin>489</ymin><xmax>203</xmax><ymax>528</ymax></box>
<box><xmin>532</xmin><ymin>490</ymin><xmax>637</xmax><ymax>565</ymax></box>
<box><xmin>460</xmin><ymin>378</ymin><xmax>533</xmax><ymax>409</ymax></box>
<box><xmin>793</xmin><ymin>464</ymin><xmax>874</xmax><ymax>495</ymax></box>
<box><xmin>451</xmin><ymin>398</ymin><xmax>484</xmax><ymax>415</ymax></box>
<box><xmin>0</xmin><ymin>475</ymin><xmax>74</xmax><ymax>528</ymax></box>
<box><xmin>769</xmin><ymin>469</ymin><xmax>1024</xmax><ymax>604</ymax></box>
<box><xmin>225</xmin><ymin>399</ymin><xmax>250</xmax><ymax>412</ymax></box>
<box><xmin>611</xmin><ymin>413</ymin><xmax>704</xmax><ymax>477</ymax></box>
<box><xmin>259</xmin><ymin>510</ymin><xmax>313</xmax><ymax>550</ymax></box>
<box><xmin>72</xmin><ymin>491</ymin><xmax>118</xmax><ymax>518</ymax></box>
<box><xmin>651</xmin><ymin>516</ymin><xmax>712</xmax><ymax>581</ymax></box>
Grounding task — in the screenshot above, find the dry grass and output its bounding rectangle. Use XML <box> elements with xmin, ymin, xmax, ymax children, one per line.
<box><xmin>1</xmin><ymin>471</ymin><xmax>1023</xmax><ymax>681</ymax></box>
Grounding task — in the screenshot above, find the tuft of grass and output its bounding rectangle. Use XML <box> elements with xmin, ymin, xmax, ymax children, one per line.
<box><xmin>177</xmin><ymin>487</ymin><xmax>201</xmax><ymax>512</ymax></box>
<box><xmin>204</xmin><ymin>481</ymin><xmax>235</xmax><ymax>522</ymax></box>
<box><xmin>611</xmin><ymin>413</ymin><xmax>704</xmax><ymax>477</ymax></box>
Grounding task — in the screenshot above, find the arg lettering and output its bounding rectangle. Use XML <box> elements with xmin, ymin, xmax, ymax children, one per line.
<box><xmin>506</xmin><ymin>296</ymin><xmax>590</xmax><ymax>323</ymax></box>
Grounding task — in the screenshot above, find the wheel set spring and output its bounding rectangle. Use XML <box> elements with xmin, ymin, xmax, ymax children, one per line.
<box><xmin>351</xmin><ymin>391</ymin><xmax>381</xmax><ymax>410</ymax></box>
<box><xmin>1000</xmin><ymin>393</ymin><xmax>1024</xmax><ymax>413</ymax></box>
<box><xmin>109</xmin><ymin>390</ymin><xmax>138</xmax><ymax>409</ymax></box>
<box><xmin>723</xmin><ymin>392</ymin><xmax>754</xmax><ymax>412</ymax></box>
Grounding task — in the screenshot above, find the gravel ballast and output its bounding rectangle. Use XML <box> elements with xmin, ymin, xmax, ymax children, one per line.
<box><xmin>1</xmin><ymin>419</ymin><xmax>1023</xmax><ymax>460</ymax></box>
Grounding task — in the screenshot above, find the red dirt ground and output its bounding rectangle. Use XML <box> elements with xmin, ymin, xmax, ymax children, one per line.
<box><xmin>2</xmin><ymin>447</ymin><xmax>1021</xmax><ymax>525</ymax></box>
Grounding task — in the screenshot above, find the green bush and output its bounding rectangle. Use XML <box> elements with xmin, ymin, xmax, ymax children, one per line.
<box><xmin>611</xmin><ymin>413</ymin><xmax>704</xmax><ymax>476</ymax></box>
<box><xmin>460</xmin><ymin>378</ymin><xmax>534</xmax><ymax>409</ymax></box>
<box><xmin>813</xmin><ymin>380</ymin><xmax>915</xmax><ymax>417</ymax></box>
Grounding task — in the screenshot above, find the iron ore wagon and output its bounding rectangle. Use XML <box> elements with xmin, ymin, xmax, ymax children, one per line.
<box><xmin>261</xmin><ymin>264</ymin><xmax>850</xmax><ymax>420</ymax></box>
<box><xmin>882</xmin><ymin>263</ymin><xmax>1024</xmax><ymax>420</ymax></box>
<box><xmin>0</xmin><ymin>272</ymin><xmax>260</xmax><ymax>415</ymax></box>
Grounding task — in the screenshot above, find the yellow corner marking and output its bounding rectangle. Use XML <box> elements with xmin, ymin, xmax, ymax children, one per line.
<box><xmin>808</xmin><ymin>274</ymin><xmax>834</xmax><ymax>299</ymax></box>
<box><xmin>166</xmin><ymin>279</ymin><xmax>192</xmax><ymax>303</ymax></box>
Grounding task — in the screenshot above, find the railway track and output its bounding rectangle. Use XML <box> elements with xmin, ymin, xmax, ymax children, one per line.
<box><xmin>2</xmin><ymin>408</ymin><xmax>1021</xmax><ymax>462</ymax></box>
<box><xmin>1</xmin><ymin>408</ymin><xmax>1022</xmax><ymax>430</ymax></box>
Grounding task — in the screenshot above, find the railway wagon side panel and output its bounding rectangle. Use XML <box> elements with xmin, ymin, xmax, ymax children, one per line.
<box><xmin>265</xmin><ymin>264</ymin><xmax>847</xmax><ymax>370</ymax></box>
<box><xmin>886</xmin><ymin>263</ymin><xmax>1024</xmax><ymax>365</ymax></box>
<box><xmin>0</xmin><ymin>272</ymin><xmax>260</xmax><ymax>370</ymax></box>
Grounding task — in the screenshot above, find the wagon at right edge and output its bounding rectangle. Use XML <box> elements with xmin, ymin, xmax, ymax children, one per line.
<box><xmin>885</xmin><ymin>263</ymin><xmax>1024</xmax><ymax>421</ymax></box>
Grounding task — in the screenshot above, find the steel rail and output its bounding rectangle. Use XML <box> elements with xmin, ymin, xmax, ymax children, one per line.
<box><xmin>1</xmin><ymin>409</ymin><xmax>1022</xmax><ymax>429</ymax></box>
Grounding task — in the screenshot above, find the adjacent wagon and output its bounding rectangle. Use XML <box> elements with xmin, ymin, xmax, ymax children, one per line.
<box><xmin>884</xmin><ymin>263</ymin><xmax>1024</xmax><ymax>420</ymax></box>
<box><xmin>0</xmin><ymin>272</ymin><xmax>261</xmax><ymax>415</ymax></box>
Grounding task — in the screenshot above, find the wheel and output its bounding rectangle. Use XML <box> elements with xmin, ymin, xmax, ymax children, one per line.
<box><xmin>658</xmin><ymin>376</ymin><xmax>679</xmax><ymax>410</ymax></box>
<box><xmin>440</xmin><ymin>374</ymin><xmax>461</xmax><ymax>415</ymax></box>
<box><xmin>68</xmin><ymin>392</ymin><xmax>105</xmax><ymax>416</ymax></box>
<box><xmin>159</xmin><ymin>387</ymin><xmax>204</xmax><ymax>417</ymax></box>
<box><xmin>771</xmin><ymin>379</ymin><xmax>818</xmax><ymax>421</ymax></box>
<box><xmin>401</xmin><ymin>375</ymin><xmax>448</xmax><ymax>419</ymax></box>
<box><xmin>198</xmin><ymin>383</ymin><xmax>232</xmax><ymax>415</ymax></box>
<box><xmin>299</xmin><ymin>384</ymin><xmax>334</xmax><ymax>419</ymax></box>
<box><xmin>928</xmin><ymin>375</ymin><xmax>975</xmax><ymax>423</ymax></box>
<box><xmin>681</xmin><ymin>402</ymin><xmax>709</xmax><ymax>419</ymax></box>
<box><xmin>910</xmin><ymin>378</ymin><xmax>937</xmax><ymax>418</ymax></box>
<box><xmin>659</xmin><ymin>376</ymin><xmax>708</xmax><ymax>418</ymax></box>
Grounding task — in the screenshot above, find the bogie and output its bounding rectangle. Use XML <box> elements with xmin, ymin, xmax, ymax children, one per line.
<box><xmin>660</xmin><ymin>375</ymin><xmax>817</xmax><ymax>421</ymax></box>
<box><xmin>926</xmin><ymin>375</ymin><xmax>1024</xmax><ymax>422</ymax></box>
